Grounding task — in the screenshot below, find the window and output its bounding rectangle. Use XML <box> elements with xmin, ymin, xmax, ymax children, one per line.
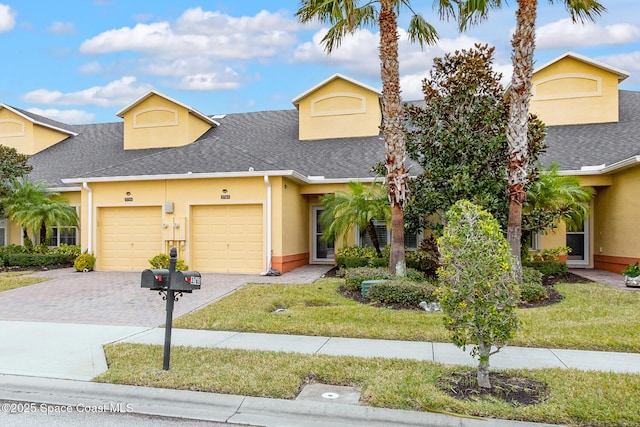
<box><xmin>359</xmin><ymin>220</ymin><xmax>420</xmax><ymax>251</ymax></box>
<box><xmin>525</xmin><ymin>231</ymin><xmax>542</xmax><ymax>251</ymax></box>
<box><xmin>47</xmin><ymin>227</ymin><xmax>77</xmax><ymax>247</ymax></box>
<box><xmin>0</xmin><ymin>218</ymin><xmax>5</xmax><ymax>247</ymax></box>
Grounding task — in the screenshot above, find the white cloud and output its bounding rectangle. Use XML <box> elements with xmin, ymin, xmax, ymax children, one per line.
<box><xmin>537</xmin><ymin>18</ymin><xmax>640</xmax><ymax>50</ymax></box>
<box><xmin>22</xmin><ymin>76</ymin><xmax>152</xmax><ymax>107</ymax></box>
<box><xmin>47</xmin><ymin>21</ymin><xmax>76</xmax><ymax>35</ymax></box>
<box><xmin>178</xmin><ymin>68</ymin><xmax>241</xmax><ymax>91</ymax></box>
<box><xmin>78</xmin><ymin>61</ymin><xmax>103</xmax><ymax>74</ymax></box>
<box><xmin>293</xmin><ymin>27</ymin><xmax>492</xmax><ymax>98</ymax></box>
<box><xmin>598</xmin><ymin>51</ymin><xmax>640</xmax><ymax>73</ymax></box>
<box><xmin>80</xmin><ymin>8</ymin><xmax>299</xmax><ymax>61</ymax></box>
<box><xmin>0</xmin><ymin>4</ymin><xmax>16</xmax><ymax>33</ymax></box>
<box><xmin>26</xmin><ymin>108</ymin><xmax>95</xmax><ymax>125</ymax></box>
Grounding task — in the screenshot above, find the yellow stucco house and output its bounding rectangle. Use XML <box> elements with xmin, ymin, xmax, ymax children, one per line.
<box><xmin>0</xmin><ymin>52</ymin><xmax>637</xmax><ymax>275</ymax></box>
<box><xmin>1</xmin><ymin>74</ymin><xmax>386</xmax><ymax>273</ymax></box>
<box><xmin>530</xmin><ymin>52</ymin><xmax>638</xmax><ymax>274</ymax></box>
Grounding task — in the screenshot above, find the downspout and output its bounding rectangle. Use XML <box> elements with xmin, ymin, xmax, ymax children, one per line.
<box><xmin>82</xmin><ymin>182</ymin><xmax>93</xmax><ymax>254</ymax></box>
<box><xmin>261</xmin><ymin>175</ymin><xmax>272</xmax><ymax>275</ymax></box>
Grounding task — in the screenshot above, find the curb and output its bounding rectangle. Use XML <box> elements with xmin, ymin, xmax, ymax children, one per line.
<box><xmin>0</xmin><ymin>374</ymin><xmax>562</xmax><ymax>427</ymax></box>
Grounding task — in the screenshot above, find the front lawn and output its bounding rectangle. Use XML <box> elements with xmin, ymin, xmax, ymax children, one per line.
<box><xmin>0</xmin><ymin>271</ymin><xmax>47</xmax><ymax>292</ymax></box>
<box><xmin>96</xmin><ymin>344</ymin><xmax>640</xmax><ymax>427</ymax></box>
<box><xmin>174</xmin><ymin>278</ymin><xmax>640</xmax><ymax>352</ymax></box>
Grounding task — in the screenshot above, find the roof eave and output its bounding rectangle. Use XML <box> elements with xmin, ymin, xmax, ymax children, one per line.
<box><xmin>558</xmin><ymin>156</ymin><xmax>640</xmax><ymax>176</ymax></box>
<box><xmin>0</xmin><ymin>104</ymin><xmax>78</xmax><ymax>136</ymax></box>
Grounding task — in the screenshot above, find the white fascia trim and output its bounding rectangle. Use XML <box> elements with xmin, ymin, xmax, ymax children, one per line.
<box><xmin>557</xmin><ymin>156</ymin><xmax>640</xmax><ymax>176</ymax></box>
<box><xmin>61</xmin><ymin>171</ymin><xmax>395</xmax><ymax>186</ymax></box>
<box><xmin>48</xmin><ymin>186</ymin><xmax>82</xmax><ymax>192</ymax></box>
<box><xmin>0</xmin><ymin>104</ymin><xmax>78</xmax><ymax>136</ymax></box>
<box><xmin>115</xmin><ymin>90</ymin><xmax>219</xmax><ymax>126</ymax></box>
<box><xmin>533</xmin><ymin>51</ymin><xmax>630</xmax><ymax>82</ymax></box>
<box><xmin>291</xmin><ymin>73</ymin><xmax>381</xmax><ymax>106</ymax></box>
<box><xmin>62</xmin><ymin>170</ymin><xmax>310</xmax><ymax>185</ymax></box>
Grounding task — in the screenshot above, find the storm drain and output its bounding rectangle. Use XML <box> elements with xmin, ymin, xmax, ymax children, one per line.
<box><xmin>296</xmin><ymin>384</ymin><xmax>362</xmax><ymax>405</ymax></box>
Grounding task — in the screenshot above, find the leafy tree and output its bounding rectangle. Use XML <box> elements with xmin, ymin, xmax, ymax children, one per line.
<box><xmin>524</xmin><ymin>162</ymin><xmax>595</xmax><ymax>234</ymax></box>
<box><xmin>0</xmin><ymin>178</ymin><xmax>78</xmax><ymax>245</ymax></box>
<box><xmin>437</xmin><ymin>200</ymin><xmax>520</xmax><ymax>389</ymax></box>
<box><xmin>0</xmin><ymin>145</ymin><xmax>32</xmax><ymax>205</ymax></box>
<box><xmin>320</xmin><ymin>181</ymin><xmax>390</xmax><ymax>255</ymax></box>
<box><xmin>296</xmin><ymin>0</ymin><xmax>481</xmax><ymax>275</ymax></box>
<box><xmin>454</xmin><ymin>0</ymin><xmax>606</xmax><ymax>280</ymax></box>
<box><xmin>405</xmin><ymin>44</ymin><xmax>546</xmax><ymax>234</ymax></box>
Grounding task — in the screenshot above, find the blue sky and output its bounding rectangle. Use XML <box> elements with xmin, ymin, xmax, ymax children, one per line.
<box><xmin>1</xmin><ymin>0</ymin><xmax>639</xmax><ymax>124</ymax></box>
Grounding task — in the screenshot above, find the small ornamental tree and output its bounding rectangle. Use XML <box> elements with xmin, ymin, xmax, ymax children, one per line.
<box><xmin>437</xmin><ymin>200</ymin><xmax>520</xmax><ymax>389</ymax></box>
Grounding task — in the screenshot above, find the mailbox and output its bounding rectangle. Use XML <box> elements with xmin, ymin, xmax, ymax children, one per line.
<box><xmin>170</xmin><ymin>270</ymin><xmax>202</xmax><ymax>292</ymax></box>
<box><xmin>141</xmin><ymin>269</ymin><xmax>170</xmax><ymax>290</ymax></box>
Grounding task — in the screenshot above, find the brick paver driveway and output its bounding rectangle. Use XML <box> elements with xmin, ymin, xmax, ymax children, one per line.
<box><xmin>0</xmin><ymin>266</ymin><xmax>331</xmax><ymax>327</ymax></box>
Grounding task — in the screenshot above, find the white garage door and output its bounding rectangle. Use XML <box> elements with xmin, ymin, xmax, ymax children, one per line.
<box><xmin>99</xmin><ymin>206</ymin><xmax>163</xmax><ymax>270</ymax></box>
<box><xmin>191</xmin><ymin>204</ymin><xmax>263</xmax><ymax>273</ymax></box>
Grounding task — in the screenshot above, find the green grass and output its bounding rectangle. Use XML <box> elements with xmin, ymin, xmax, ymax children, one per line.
<box><xmin>96</xmin><ymin>343</ymin><xmax>640</xmax><ymax>427</ymax></box>
<box><xmin>174</xmin><ymin>278</ymin><xmax>640</xmax><ymax>352</ymax></box>
<box><xmin>0</xmin><ymin>271</ymin><xmax>47</xmax><ymax>292</ymax></box>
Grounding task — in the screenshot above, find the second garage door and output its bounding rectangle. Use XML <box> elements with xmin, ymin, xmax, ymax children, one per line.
<box><xmin>99</xmin><ymin>206</ymin><xmax>163</xmax><ymax>270</ymax></box>
<box><xmin>191</xmin><ymin>204</ymin><xmax>264</xmax><ymax>273</ymax></box>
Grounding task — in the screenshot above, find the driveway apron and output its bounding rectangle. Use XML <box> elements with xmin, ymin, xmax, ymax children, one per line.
<box><xmin>0</xmin><ymin>266</ymin><xmax>332</xmax><ymax>327</ymax></box>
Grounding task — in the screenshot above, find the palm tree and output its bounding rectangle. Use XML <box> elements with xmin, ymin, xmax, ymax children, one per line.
<box><xmin>296</xmin><ymin>0</ymin><xmax>466</xmax><ymax>274</ymax></box>
<box><xmin>524</xmin><ymin>162</ymin><xmax>595</xmax><ymax>233</ymax></box>
<box><xmin>455</xmin><ymin>0</ymin><xmax>605</xmax><ymax>279</ymax></box>
<box><xmin>320</xmin><ymin>181</ymin><xmax>391</xmax><ymax>255</ymax></box>
<box><xmin>0</xmin><ymin>178</ymin><xmax>78</xmax><ymax>245</ymax></box>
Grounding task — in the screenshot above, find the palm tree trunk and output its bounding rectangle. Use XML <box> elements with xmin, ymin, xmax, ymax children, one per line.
<box><xmin>379</xmin><ymin>0</ymin><xmax>407</xmax><ymax>276</ymax></box>
<box><xmin>507</xmin><ymin>0</ymin><xmax>537</xmax><ymax>281</ymax></box>
<box><xmin>366</xmin><ymin>219</ymin><xmax>382</xmax><ymax>256</ymax></box>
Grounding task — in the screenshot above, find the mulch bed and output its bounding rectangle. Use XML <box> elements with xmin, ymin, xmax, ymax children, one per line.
<box><xmin>438</xmin><ymin>371</ymin><xmax>549</xmax><ymax>406</ymax></box>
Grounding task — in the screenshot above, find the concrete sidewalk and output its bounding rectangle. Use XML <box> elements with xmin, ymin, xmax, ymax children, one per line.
<box><xmin>121</xmin><ymin>327</ymin><xmax>640</xmax><ymax>374</ymax></box>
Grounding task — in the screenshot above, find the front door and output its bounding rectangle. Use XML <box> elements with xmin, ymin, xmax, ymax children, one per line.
<box><xmin>312</xmin><ymin>206</ymin><xmax>334</xmax><ymax>262</ymax></box>
<box><xmin>566</xmin><ymin>218</ymin><xmax>589</xmax><ymax>267</ymax></box>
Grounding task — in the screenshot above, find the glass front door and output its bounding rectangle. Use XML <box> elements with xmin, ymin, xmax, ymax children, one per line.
<box><xmin>312</xmin><ymin>206</ymin><xmax>334</xmax><ymax>262</ymax></box>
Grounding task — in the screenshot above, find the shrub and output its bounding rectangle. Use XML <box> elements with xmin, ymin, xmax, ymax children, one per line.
<box><xmin>148</xmin><ymin>253</ymin><xmax>188</xmax><ymax>271</ymax></box>
<box><xmin>0</xmin><ymin>244</ymin><xmax>29</xmax><ymax>254</ymax></box>
<box><xmin>74</xmin><ymin>253</ymin><xmax>96</xmax><ymax>272</ymax></box>
<box><xmin>49</xmin><ymin>244</ymin><xmax>82</xmax><ymax>262</ymax></box>
<box><xmin>336</xmin><ymin>245</ymin><xmax>388</xmax><ymax>269</ymax></box>
<box><xmin>405</xmin><ymin>235</ymin><xmax>440</xmax><ymax>276</ymax></box>
<box><xmin>4</xmin><ymin>253</ymin><xmax>71</xmax><ymax>267</ymax></box>
<box><xmin>343</xmin><ymin>267</ymin><xmax>392</xmax><ymax>292</ymax></box>
<box><xmin>523</xmin><ymin>260</ymin><xmax>567</xmax><ymax>276</ymax></box>
<box><xmin>521</xmin><ymin>267</ymin><xmax>547</xmax><ymax>303</ymax></box>
<box><xmin>367</xmin><ymin>278</ymin><xmax>437</xmax><ymax>306</ymax></box>
<box><xmin>33</xmin><ymin>244</ymin><xmax>50</xmax><ymax>254</ymax></box>
<box><xmin>437</xmin><ymin>200</ymin><xmax>520</xmax><ymax>388</ymax></box>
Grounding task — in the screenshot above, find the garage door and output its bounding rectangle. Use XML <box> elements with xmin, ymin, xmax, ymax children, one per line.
<box><xmin>192</xmin><ymin>204</ymin><xmax>263</xmax><ymax>273</ymax></box>
<box><xmin>99</xmin><ymin>206</ymin><xmax>163</xmax><ymax>270</ymax></box>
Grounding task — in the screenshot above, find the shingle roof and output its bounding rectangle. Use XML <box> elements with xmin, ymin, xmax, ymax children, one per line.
<box><xmin>37</xmin><ymin>109</ymin><xmax>394</xmax><ymax>184</ymax></box>
<box><xmin>27</xmin><ymin>121</ymin><xmax>167</xmax><ymax>187</ymax></box>
<box><xmin>26</xmin><ymin>89</ymin><xmax>640</xmax><ymax>187</ymax></box>
<box><xmin>540</xmin><ymin>90</ymin><xmax>640</xmax><ymax>171</ymax></box>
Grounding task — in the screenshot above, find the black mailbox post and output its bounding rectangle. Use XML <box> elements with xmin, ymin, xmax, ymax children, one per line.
<box><xmin>141</xmin><ymin>248</ymin><xmax>201</xmax><ymax>370</ymax></box>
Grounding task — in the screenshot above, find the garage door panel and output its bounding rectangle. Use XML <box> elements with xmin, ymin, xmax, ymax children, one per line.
<box><xmin>100</xmin><ymin>206</ymin><xmax>162</xmax><ymax>270</ymax></box>
<box><xmin>192</xmin><ymin>204</ymin><xmax>263</xmax><ymax>273</ymax></box>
